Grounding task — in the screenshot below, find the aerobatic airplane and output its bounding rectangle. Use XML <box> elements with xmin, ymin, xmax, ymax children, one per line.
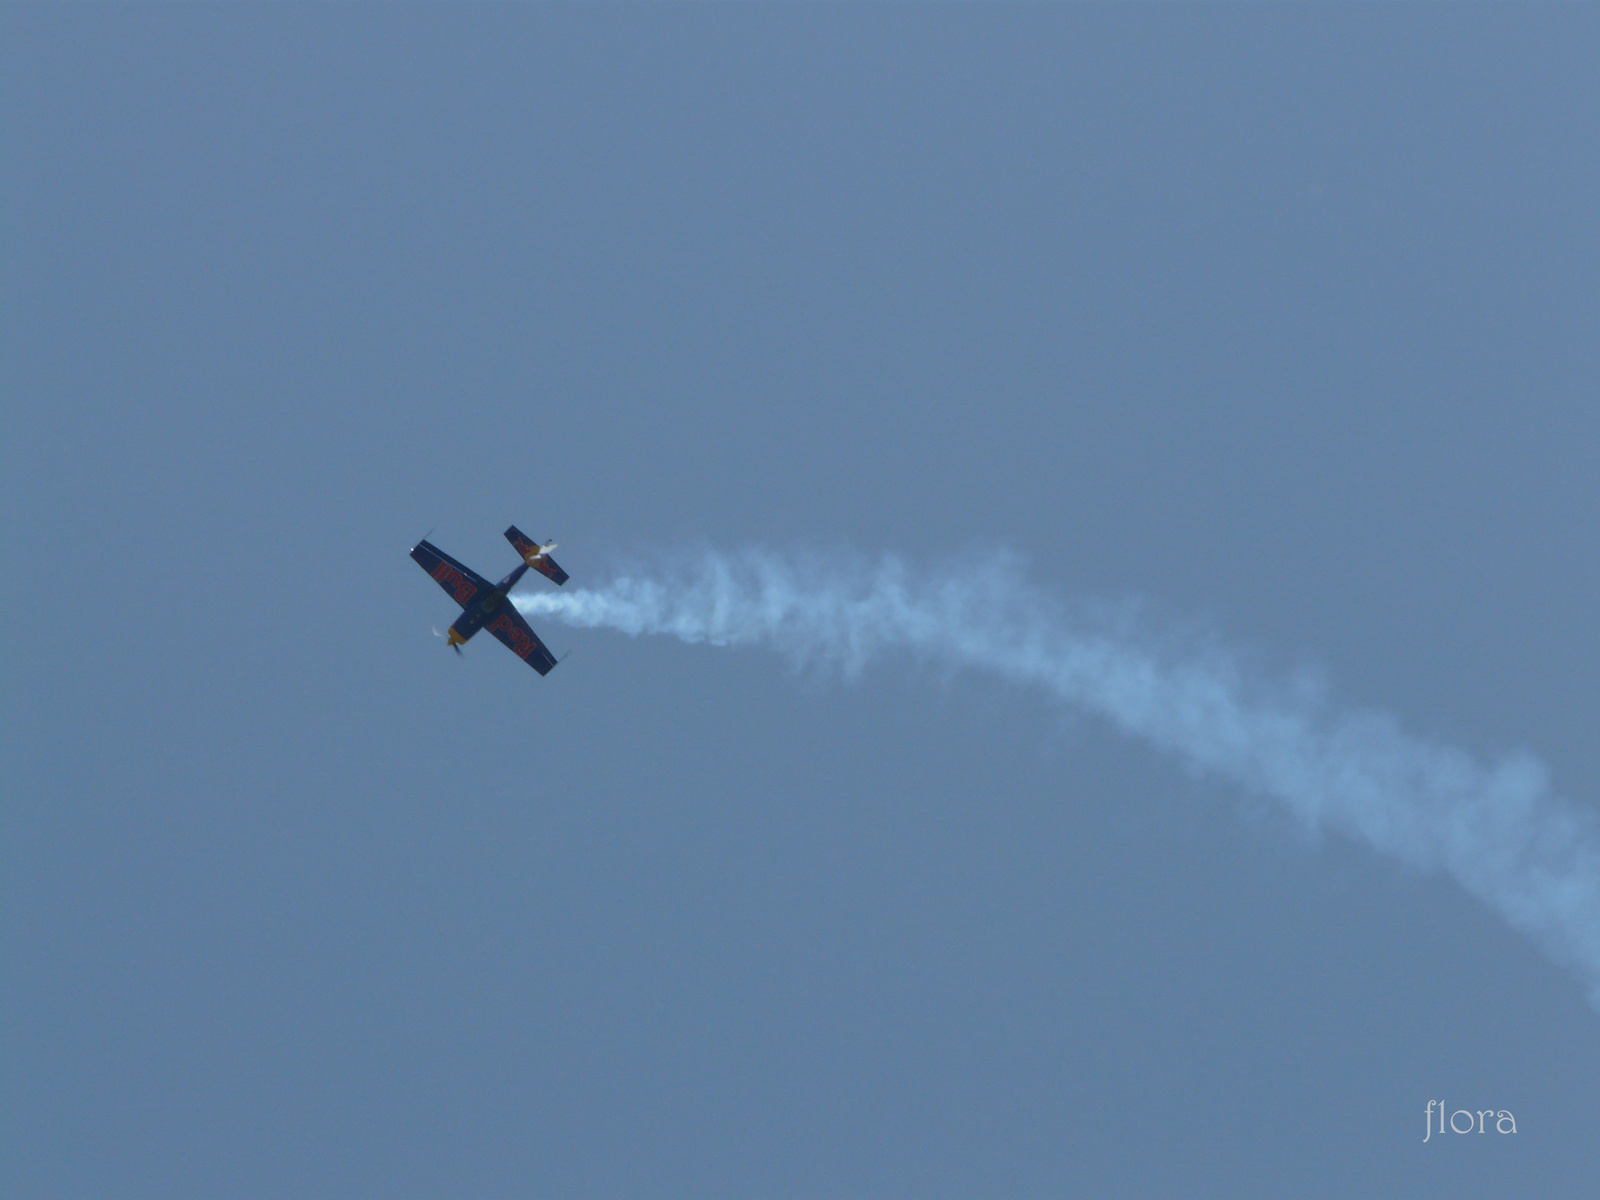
<box><xmin>410</xmin><ymin>525</ymin><xmax>569</xmax><ymax>674</ymax></box>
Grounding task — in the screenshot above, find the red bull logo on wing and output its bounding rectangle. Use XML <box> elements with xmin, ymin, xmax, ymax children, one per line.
<box><xmin>487</xmin><ymin>612</ymin><xmax>539</xmax><ymax>659</ymax></box>
<box><xmin>431</xmin><ymin>561</ymin><xmax>477</xmax><ymax>605</ymax></box>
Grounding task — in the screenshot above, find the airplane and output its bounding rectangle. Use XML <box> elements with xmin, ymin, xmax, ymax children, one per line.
<box><xmin>410</xmin><ymin>524</ymin><xmax>569</xmax><ymax>674</ymax></box>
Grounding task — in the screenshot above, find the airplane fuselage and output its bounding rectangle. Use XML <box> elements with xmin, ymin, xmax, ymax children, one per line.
<box><xmin>447</xmin><ymin>562</ymin><xmax>529</xmax><ymax>646</ymax></box>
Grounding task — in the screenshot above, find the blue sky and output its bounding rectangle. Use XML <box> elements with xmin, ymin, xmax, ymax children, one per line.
<box><xmin>5</xmin><ymin>6</ymin><xmax>1599</xmax><ymax>1197</ymax></box>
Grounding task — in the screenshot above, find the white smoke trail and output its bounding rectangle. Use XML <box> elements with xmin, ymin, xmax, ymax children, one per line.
<box><xmin>515</xmin><ymin>546</ymin><xmax>1600</xmax><ymax>1008</ymax></box>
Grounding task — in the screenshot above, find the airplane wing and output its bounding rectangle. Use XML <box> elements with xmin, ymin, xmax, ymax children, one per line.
<box><xmin>410</xmin><ymin>540</ymin><xmax>492</xmax><ymax>609</ymax></box>
<box><xmin>504</xmin><ymin>525</ymin><xmax>569</xmax><ymax>586</ymax></box>
<box><xmin>483</xmin><ymin>605</ymin><xmax>560</xmax><ymax>675</ymax></box>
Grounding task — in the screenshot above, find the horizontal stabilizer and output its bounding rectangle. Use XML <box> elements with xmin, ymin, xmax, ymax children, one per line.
<box><xmin>504</xmin><ymin>524</ymin><xmax>569</xmax><ymax>585</ymax></box>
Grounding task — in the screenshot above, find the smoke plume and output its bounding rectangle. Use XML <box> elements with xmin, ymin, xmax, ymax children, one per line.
<box><xmin>515</xmin><ymin>546</ymin><xmax>1600</xmax><ymax>1007</ymax></box>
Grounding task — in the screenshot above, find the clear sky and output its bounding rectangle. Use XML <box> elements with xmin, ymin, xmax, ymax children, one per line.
<box><xmin>5</xmin><ymin>6</ymin><xmax>1599</xmax><ymax>1197</ymax></box>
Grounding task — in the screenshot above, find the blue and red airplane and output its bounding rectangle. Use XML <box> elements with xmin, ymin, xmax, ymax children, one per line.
<box><xmin>410</xmin><ymin>525</ymin><xmax>569</xmax><ymax>674</ymax></box>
